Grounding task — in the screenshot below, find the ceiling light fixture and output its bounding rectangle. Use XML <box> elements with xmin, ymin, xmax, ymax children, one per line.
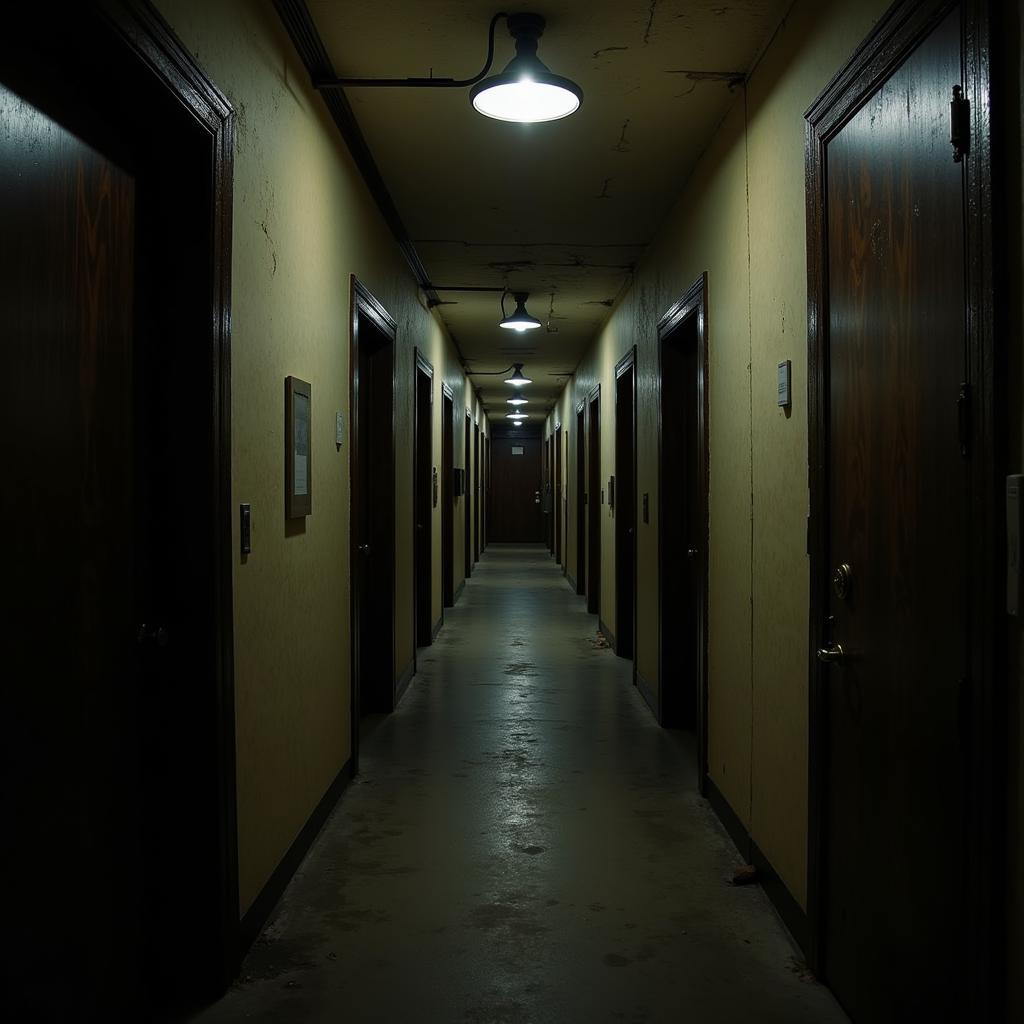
<box><xmin>499</xmin><ymin>292</ymin><xmax>543</xmax><ymax>332</ymax></box>
<box><xmin>314</xmin><ymin>13</ymin><xmax>582</xmax><ymax>126</ymax></box>
<box><xmin>471</xmin><ymin>14</ymin><xmax>583</xmax><ymax>123</ymax></box>
<box><xmin>506</xmin><ymin>397</ymin><xmax>528</xmax><ymax>406</ymax></box>
<box><xmin>506</xmin><ymin>412</ymin><xmax>527</xmax><ymax>419</ymax></box>
<box><xmin>504</xmin><ymin>364</ymin><xmax>533</xmax><ymax>386</ymax></box>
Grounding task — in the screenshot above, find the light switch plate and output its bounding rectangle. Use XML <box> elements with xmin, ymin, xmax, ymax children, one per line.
<box><xmin>240</xmin><ymin>503</ymin><xmax>252</xmax><ymax>557</ymax></box>
<box><xmin>777</xmin><ymin>360</ymin><xmax>792</xmax><ymax>407</ymax></box>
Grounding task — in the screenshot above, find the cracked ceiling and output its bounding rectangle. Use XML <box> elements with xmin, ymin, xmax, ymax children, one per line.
<box><xmin>306</xmin><ymin>0</ymin><xmax>789</xmax><ymax>421</ymax></box>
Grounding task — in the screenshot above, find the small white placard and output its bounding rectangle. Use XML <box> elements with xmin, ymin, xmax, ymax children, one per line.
<box><xmin>294</xmin><ymin>392</ymin><xmax>310</xmax><ymax>495</ymax></box>
<box><xmin>512</xmin><ymin>446</ymin><xmax>524</xmax><ymax>456</ymax></box>
<box><xmin>335</xmin><ymin>411</ymin><xmax>344</xmax><ymax>445</ymax></box>
<box><xmin>777</xmin><ymin>360</ymin><xmax>792</xmax><ymax>407</ymax></box>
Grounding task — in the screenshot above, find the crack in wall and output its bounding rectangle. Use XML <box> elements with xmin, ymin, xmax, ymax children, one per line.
<box><xmin>643</xmin><ymin>0</ymin><xmax>659</xmax><ymax>45</ymax></box>
<box><xmin>258</xmin><ymin>218</ymin><xmax>278</xmax><ymax>276</ymax></box>
<box><xmin>612</xmin><ymin>119</ymin><xmax>632</xmax><ymax>153</ymax></box>
<box><xmin>592</xmin><ymin>45</ymin><xmax>629</xmax><ymax>59</ymax></box>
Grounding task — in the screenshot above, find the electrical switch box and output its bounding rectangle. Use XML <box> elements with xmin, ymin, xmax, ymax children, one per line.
<box><xmin>240</xmin><ymin>503</ymin><xmax>252</xmax><ymax>557</ymax></box>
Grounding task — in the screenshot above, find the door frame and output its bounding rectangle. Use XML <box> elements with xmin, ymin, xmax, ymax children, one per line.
<box><xmin>554</xmin><ymin>423</ymin><xmax>563</xmax><ymax>566</ymax></box>
<box><xmin>657</xmin><ymin>274</ymin><xmax>710</xmax><ymax>794</ymax></box>
<box><xmin>614</xmin><ymin>347</ymin><xmax>638</xmax><ymax>667</ymax></box>
<box><xmin>587</xmin><ymin>385</ymin><xmax>602</xmax><ymax>617</ymax></box>
<box><xmin>349</xmin><ymin>276</ymin><xmax>397</xmax><ymax>770</ymax></box>
<box><xmin>465</xmin><ymin>410</ymin><xmax>473</xmax><ymax>577</ymax></box>
<box><xmin>441</xmin><ymin>383</ymin><xmax>455</xmax><ymax>606</ymax></box>
<box><xmin>804</xmin><ymin>0</ymin><xmax>999</xmax><ymax>1008</ymax></box>
<box><xmin>6</xmin><ymin>0</ymin><xmax>239</xmax><ymax>996</ymax></box>
<box><xmin>474</xmin><ymin>421</ymin><xmax>481</xmax><ymax>562</ymax></box>
<box><xmin>484</xmin><ymin>436</ymin><xmax>490</xmax><ymax>550</ymax></box>
<box><xmin>576</xmin><ymin>400</ymin><xmax>587</xmax><ymax>594</ymax></box>
<box><xmin>413</xmin><ymin>349</ymin><xmax>434</xmax><ymax>651</ymax></box>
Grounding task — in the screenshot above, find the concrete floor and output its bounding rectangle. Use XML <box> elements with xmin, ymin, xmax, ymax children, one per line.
<box><xmin>195</xmin><ymin>544</ymin><xmax>848</xmax><ymax>1023</ymax></box>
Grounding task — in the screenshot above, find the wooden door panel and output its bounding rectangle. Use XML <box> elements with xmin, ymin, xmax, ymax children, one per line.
<box><xmin>490</xmin><ymin>435</ymin><xmax>543</xmax><ymax>542</ymax></box>
<box><xmin>576</xmin><ymin>408</ymin><xmax>586</xmax><ymax>593</ymax></box>
<box><xmin>442</xmin><ymin>392</ymin><xmax>454</xmax><ymax>605</ymax></box>
<box><xmin>822</xmin><ymin>8</ymin><xmax>968</xmax><ymax>1019</ymax></box>
<box><xmin>588</xmin><ymin>395</ymin><xmax>601</xmax><ymax>616</ymax></box>
<box><xmin>615</xmin><ymin>361</ymin><xmax>636</xmax><ymax>659</ymax></box>
<box><xmin>4</xmin><ymin>83</ymin><xmax>141</xmax><ymax>1015</ymax></box>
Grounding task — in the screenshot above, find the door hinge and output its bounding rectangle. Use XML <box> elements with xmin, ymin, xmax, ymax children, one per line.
<box><xmin>957</xmin><ymin>382</ymin><xmax>972</xmax><ymax>457</ymax></box>
<box><xmin>950</xmin><ymin>85</ymin><xmax>970</xmax><ymax>163</ymax></box>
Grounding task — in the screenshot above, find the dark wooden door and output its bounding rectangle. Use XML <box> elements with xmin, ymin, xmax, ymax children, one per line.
<box><xmin>544</xmin><ymin>436</ymin><xmax>553</xmax><ymax>551</ymax></box>
<box><xmin>818</xmin><ymin>9</ymin><xmax>970</xmax><ymax>1020</ymax></box>
<box><xmin>4</xmin><ymin>80</ymin><xmax>145</xmax><ymax>1020</ymax></box>
<box><xmin>490</xmin><ymin>434</ymin><xmax>543</xmax><ymax>541</ymax></box>
<box><xmin>442</xmin><ymin>390</ymin><xmax>454</xmax><ymax>605</ymax></box>
<box><xmin>464</xmin><ymin>412</ymin><xmax>472</xmax><ymax>577</ymax></box>
<box><xmin>555</xmin><ymin>425</ymin><xmax>563</xmax><ymax>565</ymax></box>
<box><xmin>615</xmin><ymin>356</ymin><xmax>636</xmax><ymax>659</ymax></box>
<box><xmin>660</xmin><ymin>310</ymin><xmax>702</xmax><ymax>729</ymax></box>
<box><xmin>576</xmin><ymin>408</ymin><xmax>586</xmax><ymax>594</ymax></box>
<box><xmin>5</xmin><ymin>10</ymin><xmax>237</xmax><ymax>1014</ymax></box>
<box><xmin>351</xmin><ymin>283</ymin><xmax>396</xmax><ymax>720</ymax></box>
<box><xmin>414</xmin><ymin>355</ymin><xmax>433</xmax><ymax>646</ymax></box>
<box><xmin>587</xmin><ymin>392</ymin><xmax>602</xmax><ymax>616</ymax></box>
<box><xmin>474</xmin><ymin>422</ymin><xmax>481</xmax><ymax>562</ymax></box>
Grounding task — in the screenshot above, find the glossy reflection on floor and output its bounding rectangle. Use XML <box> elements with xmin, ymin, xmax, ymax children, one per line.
<box><xmin>194</xmin><ymin>544</ymin><xmax>847</xmax><ymax>1024</ymax></box>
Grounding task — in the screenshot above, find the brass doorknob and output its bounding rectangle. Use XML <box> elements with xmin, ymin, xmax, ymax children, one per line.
<box><xmin>817</xmin><ymin>642</ymin><xmax>846</xmax><ymax>664</ymax></box>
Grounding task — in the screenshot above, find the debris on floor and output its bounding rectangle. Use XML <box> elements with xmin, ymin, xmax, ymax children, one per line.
<box><xmin>786</xmin><ymin>956</ymin><xmax>818</xmax><ymax>984</ymax></box>
<box><xmin>731</xmin><ymin>864</ymin><xmax>759</xmax><ymax>886</ymax></box>
<box><xmin>592</xmin><ymin>631</ymin><xmax>611</xmax><ymax>649</ymax></box>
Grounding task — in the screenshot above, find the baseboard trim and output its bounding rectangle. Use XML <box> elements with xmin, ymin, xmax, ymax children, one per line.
<box><xmin>395</xmin><ymin>657</ymin><xmax>415</xmax><ymax>704</ymax></box>
<box><xmin>704</xmin><ymin>776</ymin><xmax>809</xmax><ymax>956</ymax></box>
<box><xmin>598</xmin><ymin>618</ymin><xmax>616</xmax><ymax>651</ymax></box>
<box><xmin>431</xmin><ymin>613</ymin><xmax>444</xmax><ymax>640</ymax></box>
<box><xmin>453</xmin><ymin>579</ymin><xmax>466</xmax><ymax>604</ymax></box>
<box><xmin>566</xmin><ymin>571</ymin><xmax>577</xmax><ymax>592</ymax></box>
<box><xmin>750</xmin><ymin>838</ymin><xmax>809</xmax><ymax>953</ymax></box>
<box><xmin>636</xmin><ymin>670</ymin><xmax>658</xmax><ymax>719</ymax></box>
<box><xmin>705</xmin><ymin>775</ymin><xmax>750</xmax><ymax>859</ymax></box>
<box><xmin>239</xmin><ymin>758</ymin><xmax>353</xmax><ymax>956</ymax></box>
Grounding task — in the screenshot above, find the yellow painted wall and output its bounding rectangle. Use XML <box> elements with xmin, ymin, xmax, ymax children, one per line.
<box><xmin>156</xmin><ymin>0</ymin><xmax>483</xmax><ymax>915</ymax></box>
<box><xmin>547</xmin><ymin>0</ymin><xmax>890</xmax><ymax>908</ymax></box>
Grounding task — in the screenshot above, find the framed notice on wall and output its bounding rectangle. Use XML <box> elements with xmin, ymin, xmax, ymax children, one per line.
<box><xmin>285</xmin><ymin>375</ymin><xmax>311</xmax><ymax>518</ymax></box>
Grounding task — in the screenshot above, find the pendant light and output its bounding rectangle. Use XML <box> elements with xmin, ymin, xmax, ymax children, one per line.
<box><xmin>499</xmin><ymin>292</ymin><xmax>542</xmax><ymax>332</ymax></box>
<box><xmin>471</xmin><ymin>14</ymin><xmax>583</xmax><ymax>123</ymax></box>
<box><xmin>504</xmin><ymin>364</ymin><xmax>533</xmax><ymax>386</ymax></box>
<box><xmin>506</xmin><ymin>412</ymin><xmax>527</xmax><ymax>420</ymax></box>
<box><xmin>506</xmin><ymin>397</ymin><xmax>528</xmax><ymax>406</ymax></box>
<box><xmin>315</xmin><ymin>13</ymin><xmax>583</xmax><ymax>127</ymax></box>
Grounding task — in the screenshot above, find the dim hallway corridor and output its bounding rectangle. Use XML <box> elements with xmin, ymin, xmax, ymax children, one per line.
<box><xmin>192</xmin><ymin>545</ymin><xmax>846</xmax><ymax>1024</ymax></box>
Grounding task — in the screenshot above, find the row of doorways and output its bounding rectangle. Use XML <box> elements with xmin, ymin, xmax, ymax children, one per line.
<box><xmin>532</xmin><ymin>5</ymin><xmax>1000</xmax><ymax>1018</ymax></box>
<box><xmin>6</xmin><ymin>2</ymin><xmax>1002</xmax><ymax>1021</ymax></box>
<box><xmin>530</xmin><ymin>280</ymin><xmax>709</xmax><ymax>745</ymax></box>
<box><xmin>351</xmin><ymin>307</ymin><xmax>489</xmax><ymax>755</ymax></box>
